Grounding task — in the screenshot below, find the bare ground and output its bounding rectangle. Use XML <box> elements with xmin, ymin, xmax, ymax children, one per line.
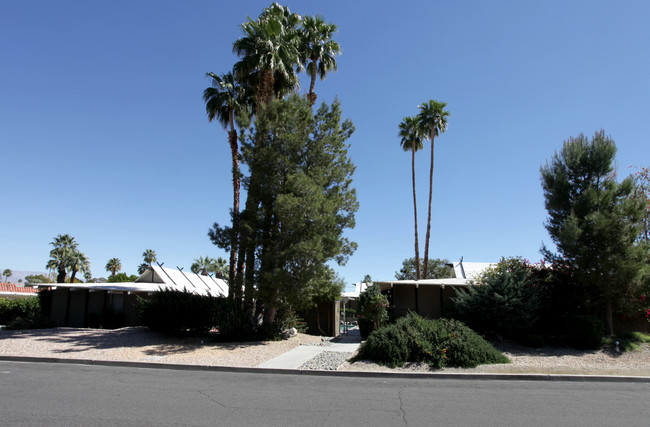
<box><xmin>0</xmin><ymin>327</ymin><xmax>322</xmax><ymax>367</ymax></box>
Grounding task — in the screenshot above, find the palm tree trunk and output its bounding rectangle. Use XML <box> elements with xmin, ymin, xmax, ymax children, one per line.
<box><xmin>56</xmin><ymin>266</ymin><xmax>66</xmax><ymax>284</ymax></box>
<box><xmin>308</xmin><ymin>60</ymin><xmax>317</xmax><ymax>106</ymax></box>
<box><xmin>228</xmin><ymin>108</ymin><xmax>240</xmax><ymax>297</ymax></box>
<box><xmin>412</xmin><ymin>144</ymin><xmax>421</xmax><ymax>280</ymax></box>
<box><xmin>423</xmin><ymin>132</ymin><xmax>435</xmax><ymax>279</ymax></box>
<box><xmin>257</xmin><ymin>69</ymin><xmax>274</xmax><ymax>109</ymax></box>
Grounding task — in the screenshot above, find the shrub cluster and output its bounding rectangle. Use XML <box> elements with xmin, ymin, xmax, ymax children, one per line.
<box><xmin>352</xmin><ymin>312</ymin><xmax>509</xmax><ymax>369</ymax></box>
<box><xmin>357</xmin><ymin>285</ymin><xmax>389</xmax><ymax>339</ymax></box>
<box><xmin>136</xmin><ymin>289</ymin><xmax>254</xmax><ymax>340</ymax></box>
<box><xmin>453</xmin><ymin>258</ymin><xmax>542</xmax><ymax>340</ymax></box>
<box><xmin>564</xmin><ymin>315</ymin><xmax>603</xmax><ymax>350</ymax></box>
<box><xmin>0</xmin><ymin>296</ymin><xmax>54</xmax><ymax>329</ymax></box>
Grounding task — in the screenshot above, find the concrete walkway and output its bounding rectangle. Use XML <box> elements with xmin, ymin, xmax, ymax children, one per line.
<box><xmin>257</xmin><ymin>327</ymin><xmax>361</xmax><ymax>369</ymax></box>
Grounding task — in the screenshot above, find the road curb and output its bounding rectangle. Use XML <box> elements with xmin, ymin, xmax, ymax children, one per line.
<box><xmin>2</xmin><ymin>355</ymin><xmax>649</xmax><ymax>383</ymax></box>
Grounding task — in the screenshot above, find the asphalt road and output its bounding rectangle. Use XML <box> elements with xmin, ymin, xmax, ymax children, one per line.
<box><xmin>1</xmin><ymin>361</ymin><xmax>648</xmax><ymax>426</ymax></box>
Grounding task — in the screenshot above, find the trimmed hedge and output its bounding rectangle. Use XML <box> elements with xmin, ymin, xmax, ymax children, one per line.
<box><xmin>0</xmin><ymin>296</ymin><xmax>54</xmax><ymax>329</ymax></box>
<box><xmin>136</xmin><ymin>289</ymin><xmax>254</xmax><ymax>340</ymax></box>
<box><xmin>352</xmin><ymin>312</ymin><xmax>509</xmax><ymax>369</ymax></box>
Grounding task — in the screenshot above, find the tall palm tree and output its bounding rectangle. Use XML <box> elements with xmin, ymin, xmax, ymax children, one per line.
<box><xmin>212</xmin><ymin>257</ymin><xmax>229</xmax><ymax>280</ymax></box>
<box><xmin>48</xmin><ymin>234</ymin><xmax>78</xmax><ymax>283</ymax></box>
<box><xmin>299</xmin><ymin>15</ymin><xmax>340</xmax><ymax>107</ymax></box>
<box><xmin>191</xmin><ymin>256</ymin><xmax>217</xmax><ymax>276</ymax></box>
<box><xmin>204</xmin><ymin>71</ymin><xmax>251</xmax><ymax>290</ymax></box>
<box><xmin>142</xmin><ymin>249</ymin><xmax>157</xmax><ymax>265</ymax></box>
<box><xmin>68</xmin><ymin>251</ymin><xmax>90</xmax><ymax>284</ymax></box>
<box><xmin>399</xmin><ymin>116</ymin><xmax>425</xmax><ymax>280</ymax></box>
<box><xmin>105</xmin><ymin>258</ymin><xmax>122</xmax><ymax>277</ymax></box>
<box><xmin>416</xmin><ymin>100</ymin><xmax>449</xmax><ymax>279</ymax></box>
<box><xmin>138</xmin><ymin>249</ymin><xmax>157</xmax><ymax>275</ymax></box>
<box><xmin>233</xmin><ymin>2</ymin><xmax>302</xmax><ymax>108</ymax></box>
<box><xmin>3</xmin><ymin>269</ymin><xmax>12</xmax><ymax>283</ymax></box>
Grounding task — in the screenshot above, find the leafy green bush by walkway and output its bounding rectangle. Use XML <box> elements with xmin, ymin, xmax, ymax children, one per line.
<box><xmin>351</xmin><ymin>312</ymin><xmax>509</xmax><ymax>369</ymax></box>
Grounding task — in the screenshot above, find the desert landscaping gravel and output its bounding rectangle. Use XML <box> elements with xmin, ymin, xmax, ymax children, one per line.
<box><xmin>299</xmin><ymin>351</ymin><xmax>353</xmax><ymax>371</ymax></box>
<box><xmin>1</xmin><ymin>327</ymin><xmax>648</xmax><ymax>376</ymax></box>
<box><xmin>0</xmin><ymin>327</ymin><xmax>322</xmax><ymax>367</ymax></box>
<box><xmin>338</xmin><ymin>340</ymin><xmax>650</xmax><ymax>376</ymax></box>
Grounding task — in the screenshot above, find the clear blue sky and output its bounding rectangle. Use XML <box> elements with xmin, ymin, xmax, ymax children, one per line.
<box><xmin>1</xmin><ymin>1</ymin><xmax>649</xmax><ymax>288</ymax></box>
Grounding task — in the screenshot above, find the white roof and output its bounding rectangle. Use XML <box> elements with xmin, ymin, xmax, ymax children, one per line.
<box><xmin>341</xmin><ymin>282</ymin><xmax>371</xmax><ymax>299</ymax></box>
<box><xmin>373</xmin><ymin>278</ymin><xmax>471</xmax><ymax>291</ymax></box>
<box><xmin>30</xmin><ymin>266</ymin><xmax>228</xmax><ymax>297</ymax></box>
<box><xmin>452</xmin><ymin>262</ymin><xmax>495</xmax><ymax>279</ymax></box>
<box><xmin>370</xmin><ymin>261</ymin><xmax>497</xmax><ymax>291</ymax></box>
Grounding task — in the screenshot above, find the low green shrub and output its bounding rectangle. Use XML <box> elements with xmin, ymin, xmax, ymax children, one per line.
<box><xmin>351</xmin><ymin>312</ymin><xmax>509</xmax><ymax>369</ymax></box>
<box><xmin>610</xmin><ymin>332</ymin><xmax>650</xmax><ymax>352</ymax></box>
<box><xmin>276</xmin><ymin>309</ymin><xmax>308</xmax><ymax>334</ymax></box>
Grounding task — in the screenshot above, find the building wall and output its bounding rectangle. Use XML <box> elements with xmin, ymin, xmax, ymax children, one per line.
<box><xmin>301</xmin><ymin>301</ymin><xmax>340</xmax><ymax>337</ymax></box>
<box><xmin>86</xmin><ymin>291</ymin><xmax>106</xmax><ymax>320</ymax></box>
<box><xmin>390</xmin><ymin>285</ymin><xmax>461</xmax><ymax>319</ymax></box>
<box><xmin>67</xmin><ymin>290</ymin><xmax>87</xmax><ymax>327</ymax></box>
<box><xmin>123</xmin><ymin>293</ymin><xmax>144</xmax><ymax>325</ymax></box>
<box><xmin>50</xmin><ymin>288</ymin><xmax>69</xmax><ymax>326</ymax></box>
<box><xmin>392</xmin><ymin>285</ymin><xmax>417</xmax><ymax>318</ymax></box>
<box><xmin>48</xmin><ymin>288</ymin><xmax>147</xmax><ymax>328</ymax></box>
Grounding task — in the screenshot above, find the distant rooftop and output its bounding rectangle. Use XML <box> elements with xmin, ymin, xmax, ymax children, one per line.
<box><xmin>29</xmin><ymin>265</ymin><xmax>228</xmax><ymax>296</ymax></box>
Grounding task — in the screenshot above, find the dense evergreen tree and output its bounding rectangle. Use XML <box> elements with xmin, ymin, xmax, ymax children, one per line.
<box><xmin>213</xmin><ymin>95</ymin><xmax>357</xmax><ymax>325</ymax></box>
<box><xmin>540</xmin><ymin>130</ymin><xmax>648</xmax><ymax>334</ymax></box>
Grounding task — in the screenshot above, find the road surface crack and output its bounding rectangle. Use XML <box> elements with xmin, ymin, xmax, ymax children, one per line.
<box><xmin>398</xmin><ymin>386</ymin><xmax>408</xmax><ymax>426</ymax></box>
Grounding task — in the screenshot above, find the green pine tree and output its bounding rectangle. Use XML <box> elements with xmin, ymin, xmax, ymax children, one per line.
<box><xmin>540</xmin><ymin>130</ymin><xmax>648</xmax><ymax>335</ymax></box>
<box><xmin>227</xmin><ymin>94</ymin><xmax>358</xmax><ymax>325</ymax></box>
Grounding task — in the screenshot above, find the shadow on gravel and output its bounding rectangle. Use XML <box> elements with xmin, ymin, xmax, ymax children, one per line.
<box><xmin>0</xmin><ymin>327</ymin><xmax>271</xmax><ymax>355</ymax></box>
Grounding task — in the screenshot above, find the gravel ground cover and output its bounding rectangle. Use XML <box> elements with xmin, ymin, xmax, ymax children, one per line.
<box><xmin>0</xmin><ymin>327</ymin><xmax>322</xmax><ymax>367</ymax></box>
<box><xmin>339</xmin><ymin>340</ymin><xmax>650</xmax><ymax>376</ymax></box>
<box><xmin>299</xmin><ymin>351</ymin><xmax>353</xmax><ymax>370</ymax></box>
<box><xmin>1</xmin><ymin>327</ymin><xmax>648</xmax><ymax>376</ymax></box>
